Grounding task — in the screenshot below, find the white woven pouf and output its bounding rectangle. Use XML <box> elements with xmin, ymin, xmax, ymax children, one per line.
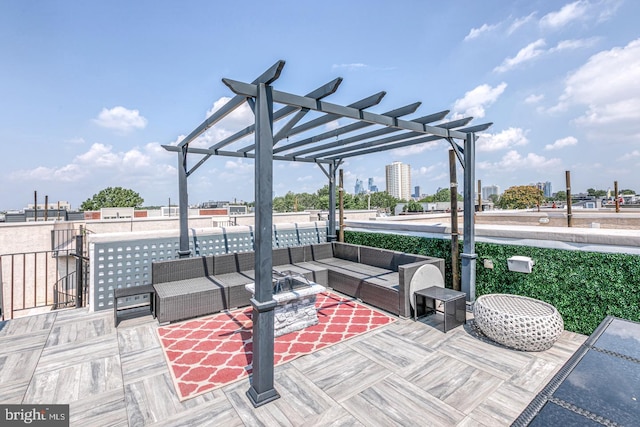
<box><xmin>473</xmin><ymin>294</ymin><xmax>564</xmax><ymax>351</ymax></box>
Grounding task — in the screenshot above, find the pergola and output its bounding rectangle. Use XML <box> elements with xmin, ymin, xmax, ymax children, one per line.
<box><xmin>162</xmin><ymin>60</ymin><xmax>492</xmax><ymax>406</ymax></box>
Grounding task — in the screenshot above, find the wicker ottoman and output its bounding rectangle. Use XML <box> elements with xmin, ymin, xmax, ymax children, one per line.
<box><xmin>473</xmin><ymin>294</ymin><xmax>564</xmax><ymax>351</ymax></box>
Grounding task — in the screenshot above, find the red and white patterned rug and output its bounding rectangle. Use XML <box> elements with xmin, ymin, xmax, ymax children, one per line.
<box><xmin>156</xmin><ymin>292</ymin><xmax>396</xmax><ymax>401</ymax></box>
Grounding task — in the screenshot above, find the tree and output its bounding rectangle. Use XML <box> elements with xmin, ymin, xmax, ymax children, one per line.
<box><xmin>488</xmin><ymin>194</ymin><xmax>500</xmax><ymax>204</ymax></box>
<box><xmin>403</xmin><ymin>200</ymin><xmax>424</xmax><ymax>213</ymax></box>
<box><xmin>369</xmin><ymin>191</ymin><xmax>400</xmax><ymax>213</ymax></box>
<box><xmin>587</xmin><ymin>188</ymin><xmax>607</xmax><ymax>197</ymax></box>
<box><xmin>554</xmin><ymin>190</ymin><xmax>567</xmax><ymax>201</ymax></box>
<box><xmin>497</xmin><ymin>185</ymin><xmax>543</xmax><ymax>209</ymax></box>
<box><xmin>621</xmin><ymin>189</ymin><xmax>636</xmax><ymax>195</ymax></box>
<box><xmin>80</xmin><ymin>187</ymin><xmax>144</xmax><ymax>211</ymax></box>
<box><xmin>432</xmin><ymin>188</ymin><xmax>463</xmax><ymax>202</ymax></box>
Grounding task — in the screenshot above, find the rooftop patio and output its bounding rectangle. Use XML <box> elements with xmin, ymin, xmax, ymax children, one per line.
<box><xmin>0</xmin><ymin>303</ymin><xmax>585</xmax><ymax>426</ymax></box>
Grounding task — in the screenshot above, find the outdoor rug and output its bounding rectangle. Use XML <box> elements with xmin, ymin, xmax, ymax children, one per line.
<box><xmin>156</xmin><ymin>292</ymin><xmax>396</xmax><ymax>401</ymax></box>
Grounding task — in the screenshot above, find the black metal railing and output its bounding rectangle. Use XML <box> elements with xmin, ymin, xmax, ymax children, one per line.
<box><xmin>1</xmin><ymin>233</ymin><xmax>88</xmax><ymax>319</ymax></box>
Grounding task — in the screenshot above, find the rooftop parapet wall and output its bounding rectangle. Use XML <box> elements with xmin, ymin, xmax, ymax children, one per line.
<box><xmin>344</xmin><ymin>220</ymin><xmax>640</xmax><ymax>255</ymax></box>
<box><xmin>475</xmin><ymin>210</ymin><xmax>640</xmax><ymax>230</ymax></box>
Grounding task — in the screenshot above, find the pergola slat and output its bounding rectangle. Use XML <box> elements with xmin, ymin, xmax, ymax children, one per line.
<box><xmin>223</xmin><ymin>79</ymin><xmax>468</xmax><ymax>140</ymax></box>
<box><xmin>272</xmin><ymin>103</ymin><xmax>426</xmax><ymax>155</ymax></box>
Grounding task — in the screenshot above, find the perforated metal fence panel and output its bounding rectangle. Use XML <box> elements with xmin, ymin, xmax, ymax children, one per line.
<box><xmin>91</xmin><ymin>222</ymin><xmax>327</xmax><ymax>311</ymax></box>
<box><xmin>93</xmin><ymin>238</ymin><xmax>181</xmax><ymax>311</ymax></box>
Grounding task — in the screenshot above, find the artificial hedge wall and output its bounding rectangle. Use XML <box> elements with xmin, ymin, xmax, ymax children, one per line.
<box><xmin>344</xmin><ymin>230</ymin><xmax>640</xmax><ymax>335</ymax></box>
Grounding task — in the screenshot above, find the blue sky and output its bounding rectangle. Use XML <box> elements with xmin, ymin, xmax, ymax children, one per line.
<box><xmin>1</xmin><ymin>0</ymin><xmax>639</xmax><ymax>210</ymax></box>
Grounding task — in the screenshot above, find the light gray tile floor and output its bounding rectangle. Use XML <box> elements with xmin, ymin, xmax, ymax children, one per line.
<box><xmin>0</xmin><ymin>302</ymin><xmax>586</xmax><ymax>426</ymax></box>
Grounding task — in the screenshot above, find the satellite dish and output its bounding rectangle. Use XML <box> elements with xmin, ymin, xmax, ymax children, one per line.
<box><xmin>409</xmin><ymin>264</ymin><xmax>444</xmax><ymax>310</ymax></box>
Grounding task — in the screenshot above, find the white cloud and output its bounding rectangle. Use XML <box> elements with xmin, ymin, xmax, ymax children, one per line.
<box><xmin>495</xmin><ymin>37</ymin><xmax>597</xmax><ymax>74</ymax></box>
<box><xmin>9</xmin><ymin>141</ymin><xmax>174</xmax><ymax>192</ymax></box>
<box><xmin>324</xmin><ymin>120</ymin><xmax>341</xmax><ymax>132</ymax></box>
<box><xmin>464</xmin><ymin>23</ymin><xmax>498</xmax><ymax>41</ymax></box>
<box><xmin>93</xmin><ymin>106</ymin><xmax>147</xmax><ymax>132</ymax></box>
<box><xmin>477</xmin><ymin>128</ymin><xmax>529</xmax><ymax>152</ymax></box>
<box><xmin>545</xmin><ymin>136</ymin><xmax>578</xmax><ymax>150</ymax></box>
<box><xmin>618</xmin><ymin>150</ymin><xmax>640</xmax><ymax>161</ymax></box>
<box><xmin>390</xmin><ymin>140</ymin><xmax>441</xmax><ymax>157</ymax></box>
<box><xmin>429</xmin><ymin>172</ymin><xmax>449</xmax><ymax>182</ymax></box>
<box><xmin>164</xmin><ymin>97</ymin><xmax>255</xmax><ymax>150</ymax></box>
<box><xmin>223</xmin><ymin>158</ymin><xmax>253</xmax><ymax>174</ymax></box>
<box><xmin>525</xmin><ymin>94</ymin><xmax>544</xmax><ymax>104</ymax></box>
<box><xmin>10</xmin><ymin>165</ymin><xmax>82</xmax><ymax>182</ymax></box>
<box><xmin>66</xmin><ymin>137</ymin><xmax>85</xmax><ymax>144</ymax></box>
<box><xmin>494</xmin><ymin>39</ymin><xmax>546</xmax><ymax>73</ymax></box>
<box><xmin>206</xmin><ymin>97</ymin><xmax>254</xmax><ymax>130</ymax></box>
<box><xmin>596</xmin><ymin>0</ymin><xmax>623</xmax><ymax>22</ymax></box>
<box><xmin>417</xmin><ymin>165</ymin><xmax>438</xmax><ymax>175</ymax></box>
<box><xmin>478</xmin><ymin>150</ymin><xmax>561</xmax><ymax>171</ymax></box>
<box><xmin>75</xmin><ymin>143</ymin><xmax>120</xmax><ymax>167</ymax></box>
<box><xmin>332</xmin><ymin>63</ymin><xmax>368</xmax><ymax>71</ymax></box>
<box><xmin>508</xmin><ymin>13</ymin><xmax>536</xmax><ymax>34</ymax></box>
<box><xmin>452</xmin><ymin>82</ymin><xmax>507</xmax><ymax>119</ymax></box>
<box><xmin>555</xmin><ymin>38</ymin><xmax>640</xmax><ymax>132</ymax></box>
<box><xmin>540</xmin><ymin>1</ymin><xmax>589</xmax><ymax>29</ymax></box>
<box><xmin>549</xmin><ymin>38</ymin><xmax>599</xmax><ymax>52</ymax></box>
<box><xmin>122</xmin><ymin>149</ymin><xmax>152</xmax><ymax>169</ymax></box>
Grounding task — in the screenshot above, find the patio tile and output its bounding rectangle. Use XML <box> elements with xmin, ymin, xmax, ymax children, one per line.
<box><xmin>0</xmin><ymin>379</ymin><xmax>29</xmax><ymax>404</ymax></box>
<box><xmin>0</xmin><ymin>301</ymin><xmax>589</xmax><ymax>426</ymax></box>
<box><xmin>348</xmin><ymin>328</ymin><xmax>435</xmax><ymax>373</ymax></box>
<box><xmin>0</xmin><ymin>329</ymin><xmax>49</xmax><ymax>354</ymax></box>
<box><xmin>509</xmin><ymin>356</ymin><xmax>560</xmax><ymax>393</ymax></box>
<box><xmin>0</xmin><ymin>312</ymin><xmax>55</xmax><ymax>337</ymax></box>
<box><xmin>466</xmin><ymin>381</ymin><xmax>536</xmax><ymax>426</ymax></box>
<box><xmin>292</xmin><ymin>345</ymin><xmax>392</xmax><ymax>402</ymax></box>
<box><xmin>271</xmin><ymin>364</ymin><xmax>345</xmax><ymax>424</ymax></box>
<box><xmin>403</xmin><ymin>352</ymin><xmax>504</xmax><ymax>415</ymax></box>
<box><xmin>34</xmin><ymin>333</ymin><xmax>120</xmax><ymax>374</ymax></box>
<box><xmin>69</xmin><ymin>388</ymin><xmax>128</xmax><ymax>427</ymax></box>
<box><xmin>342</xmin><ymin>374</ymin><xmax>466</xmax><ymax>427</ymax></box>
<box><xmin>120</xmin><ymin>346</ymin><xmax>167</xmax><ymax>385</ymax></box>
<box><xmin>24</xmin><ymin>354</ymin><xmax>123</xmax><ymax>404</ymax></box>
<box><xmin>437</xmin><ymin>333</ymin><xmax>533</xmax><ymax>379</ymax></box>
<box><xmin>117</xmin><ymin>322</ymin><xmax>161</xmax><ymax>355</ymax></box>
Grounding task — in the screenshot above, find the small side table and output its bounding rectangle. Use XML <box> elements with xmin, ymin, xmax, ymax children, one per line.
<box><xmin>414</xmin><ymin>286</ymin><xmax>466</xmax><ymax>333</ymax></box>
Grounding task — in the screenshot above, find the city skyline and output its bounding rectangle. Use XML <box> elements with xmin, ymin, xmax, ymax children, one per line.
<box><xmin>2</xmin><ymin>1</ymin><xmax>640</xmax><ymax>210</ymax></box>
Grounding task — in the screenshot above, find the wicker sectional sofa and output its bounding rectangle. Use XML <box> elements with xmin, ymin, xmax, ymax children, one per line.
<box><xmin>151</xmin><ymin>242</ymin><xmax>444</xmax><ymax>323</ymax></box>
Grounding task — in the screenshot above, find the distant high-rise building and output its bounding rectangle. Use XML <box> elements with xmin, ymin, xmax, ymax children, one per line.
<box><xmin>413</xmin><ymin>186</ymin><xmax>421</xmax><ymax>199</ymax></box>
<box><xmin>354</xmin><ymin>178</ymin><xmax>365</xmax><ymax>195</ymax></box>
<box><xmin>368</xmin><ymin>178</ymin><xmax>374</xmax><ymax>191</ymax></box>
<box><xmin>482</xmin><ymin>185</ymin><xmax>500</xmax><ymax>200</ymax></box>
<box><xmin>534</xmin><ymin>182</ymin><xmax>552</xmax><ymax>198</ymax></box>
<box><xmin>385</xmin><ymin>161</ymin><xmax>411</xmax><ymax>200</ymax></box>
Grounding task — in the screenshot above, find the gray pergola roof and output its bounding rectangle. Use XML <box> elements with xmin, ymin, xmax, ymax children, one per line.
<box><xmin>162</xmin><ymin>60</ymin><xmax>492</xmax><ymax>407</ymax></box>
<box><xmin>163</xmin><ymin>60</ymin><xmax>490</xmax><ymax>172</ymax></box>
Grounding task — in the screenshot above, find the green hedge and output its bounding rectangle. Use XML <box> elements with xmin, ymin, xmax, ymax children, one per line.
<box><xmin>344</xmin><ymin>230</ymin><xmax>640</xmax><ymax>335</ymax></box>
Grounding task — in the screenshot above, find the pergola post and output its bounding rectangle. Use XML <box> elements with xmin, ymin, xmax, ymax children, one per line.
<box><xmin>327</xmin><ymin>161</ymin><xmax>337</xmax><ymax>242</ymax></box>
<box><xmin>461</xmin><ymin>132</ymin><xmax>477</xmax><ymax>302</ymax></box>
<box><xmin>177</xmin><ymin>147</ymin><xmax>191</xmax><ymax>258</ymax></box>
<box><xmin>246</xmin><ymin>82</ymin><xmax>280</xmax><ymax>407</ymax></box>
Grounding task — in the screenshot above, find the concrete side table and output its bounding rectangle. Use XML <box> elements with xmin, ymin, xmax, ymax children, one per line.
<box><xmin>473</xmin><ymin>294</ymin><xmax>564</xmax><ymax>351</ymax></box>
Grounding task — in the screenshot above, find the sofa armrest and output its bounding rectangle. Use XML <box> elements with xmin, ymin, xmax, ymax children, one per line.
<box><xmin>398</xmin><ymin>261</ymin><xmax>426</xmax><ymax>318</ymax></box>
<box><xmin>397</xmin><ymin>258</ymin><xmax>445</xmax><ymax>318</ymax></box>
